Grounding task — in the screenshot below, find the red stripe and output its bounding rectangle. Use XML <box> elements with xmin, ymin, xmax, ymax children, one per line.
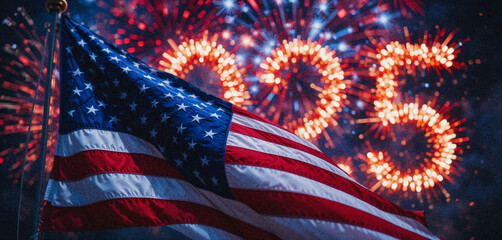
<box><xmin>230</xmin><ymin>122</ymin><xmax>330</xmax><ymax>163</ymax></box>
<box><xmin>232</xmin><ymin>105</ymin><xmax>286</xmax><ymax>130</ymax></box>
<box><xmin>41</xmin><ymin>199</ymin><xmax>279</xmax><ymax>239</ymax></box>
<box><xmin>225</xmin><ymin>146</ymin><xmax>428</xmax><ymax>226</ymax></box>
<box><xmin>231</xmin><ymin>189</ymin><xmax>430</xmax><ymax>240</ymax></box>
<box><xmin>51</xmin><ymin>150</ymin><xmax>185</xmax><ymax>181</ymax></box>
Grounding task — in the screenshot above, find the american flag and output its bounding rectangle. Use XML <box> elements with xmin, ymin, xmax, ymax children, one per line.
<box><xmin>41</xmin><ymin>15</ymin><xmax>439</xmax><ymax>239</ymax></box>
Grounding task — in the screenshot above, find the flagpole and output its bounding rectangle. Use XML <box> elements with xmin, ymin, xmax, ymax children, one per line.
<box><xmin>31</xmin><ymin>1</ymin><xmax>67</xmax><ymax>239</ymax></box>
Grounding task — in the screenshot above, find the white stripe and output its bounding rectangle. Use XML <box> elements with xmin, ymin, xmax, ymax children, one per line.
<box><xmin>55</xmin><ymin>128</ymin><xmax>163</xmax><ymax>159</ymax></box>
<box><xmin>266</xmin><ymin>216</ymin><xmax>400</xmax><ymax>240</ymax></box>
<box><xmin>232</xmin><ymin>113</ymin><xmax>320</xmax><ymax>151</ymax></box>
<box><xmin>44</xmin><ymin>173</ymin><xmax>292</xmax><ymax>238</ymax></box>
<box><xmin>225</xmin><ymin>164</ymin><xmax>439</xmax><ymax>240</ymax></box>
<box><xmin>45</xmin><ymin>172</ymin><xmax>395</xmax><ymax>239</ymax></box>
<box><xmin>226</xmin><ymin>131</ymin><xmax>354</xmax><ymax>182</ymax></box>
<box><xmin>169</xmin><ymin>224</ymin><xmax>243</xmax><ymax>240</ymax></box>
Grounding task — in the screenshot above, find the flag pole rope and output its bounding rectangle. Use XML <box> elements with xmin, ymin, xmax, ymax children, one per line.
<box><xmin>30</xmin><ymin>1</ymin><xmax>67</xmax><ymax>239</ymax></box>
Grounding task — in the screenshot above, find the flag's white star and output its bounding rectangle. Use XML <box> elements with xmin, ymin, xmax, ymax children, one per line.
<box><xmin>175</xmin><ymin>158</ymin><xmax>183</xmax><ymax>167</ymax></box>
<box><xmin>90</xmin><ymin>35</ymin><xmax>97</xmax><ymax>41</ymax></box>
<box><xmin>77</xmin><ymin>39</ymin><xmax>87</xmax><ymax>47</ymax></box>
<box><xmin>120</xmin><ymin>91</ymin><xmax>127</xmax><ymax>99</ymax></box>
<box><xmin>109</xmin><ymin>116</ymin><xmax>119</xmax><ymax>123</ymax></box>
<box><xmin>139</xmin><ymin>84</ymin><xmax>150</xmax><ymax>94</ymax></box>
<box><xmin>129</xmin><ymin>102</ymin><xmax>137</xmax><ymax>111</ymax></box>
<box><xmin>66</xmin><ymin>46</ymin><xmax>73</xmax><ymax>55</ymax></box>
<box><xmin>72</xmin><ymin>87</ymin><xmax>83</xmax><ymax>96</ymax></box>
<box><xmin>206</xmin><ymin>101</ymin><xmax>214</xmax><ymax>106</ymax></box>
<box><xmin>161</xmin><ymin>113</ymin><xmax>170</xmax><ymax>123</ymax></box>
<box><xmin>121</xmin><ymin>66</ymin><xmax>131</xmax><ymax>73</ymax></box>
<box><xmin>143</xmin><ymin>74</ymin><xmax>154</xmax><ymax>81</ymax></box>
<box><xmin>192</xmin><ymin>104</ymin><xmax>203</xmax><ymax>109</ymax></box>
<box><xmin>177</xmin><ymin>123</ymin><xmax>186</xmax><ymax>134</ymax></box>
<box><xmin>68</xmin><ymin>110</ymin><xmax>76</xmax><ymax>117</ymax></box>
<box><xmin>217</xmin><ymin>107</ymin><xmax>224</xmax><ymax>112</ymax></box>
<box><xmin>151</xmin><ymin>99</ymin><xmax>159</xmax><ymax>108</ymax></box>
<box><xmin>112</xmin><ymin>78</ymin><xmax>120</xmax><ymax>87</ymax></box>
<box><xmin>163</xmin><ymin>80</ymin><xmax>171</xmax><ymax>86</ymax></box>
<box><xmin>191</xmin><ymin>114</ymin><xmax>203</xmax><ymax>123</ymax></box>
<box><xmin>182</xmin><ymin>152</ymin><xmax>188</xmax><ymax>160</ymax></box>
<box><xmin>157</xmin><ymin>145</ymin><xmax>166</xmax><ymax>154</ymax></box>
<box><xmin>176</xmin><ymin>103</ymin><xmax>189</xmax><ymax>111</ymax></box>
<box><xmin>133</xmin><ymin>62</ymin><xmax>140</xmax><ymax>68</ymax></box>
<box><xmin>172</xmin><ymin>136</ymin><xmax>178</xmax><ymax>144</ymax></box>
<box><xmin>201</xmin><ymin>155</ymin><xmax>209</xmax><ymax>166</ymax></box>
<box><xmin>86</xmin><ymin>105</ymin><xmax>99</xmax><ymax>115</ymax></box>
<box><xmin>188</xmin><ymin>94</ymin><xmax>197</xmax><ymax>99</ymax></box>
<box><xmin>204</xmin><ymin>129</ymin><xmax>217</xmax><ymax>139</ymax></box>
<box><xmin>99</xmin><ymin>65</ymin><xmax>105</xmax><ymax>72</ymax></box>
<box><xmin>72</xmin><ymin>68</ymin><xmax>83</xmax><ymax>77</ymax></box>
<box><xmin>97</xmin><ymin>100</ymin><xmax>107</xmax><ymax>108</ymax></box>
<box><xmin>163</xmin><ymin>93</ymin><xmax>174</xmax><ymax>99</ymax></box>
<box><xmin>109</xmin><ymin>56</ymin><xmax>120</xmax><ymax>63</ymax></box>
<box><xmin>89</xmin><ymin>53</ymin><xmax>97</xmax><ymax>62</ymax></box>
<box><xmin>140</xmin><ymin>115</ymin><xmax>147</xmax><ymax>124</ymax></box>
<box><xmin>70</xmin><ymin>28</ymin><xmax>76</xmax><ymax>32</ymax></box>
<box><xmin>178</xmin><ymin>87</ymin><xmax>186</xmax><ymax>93</ymax></box>
<box><xmin>210</xmin><ymin>113</ymin><xmax>221</xmax><ymax>119</ymax></box>
<box><xmin>176</xmin><ymin>93</ymin><xmax>185</xmax><ymax>99</ymax></box>
<box><xmin>149</xmin><ymin>128</ymin><xmax>158</xmax><ymax>138</ymax></box>
<box><xmin>102</xmin><ymin>48</ymin><xmax>112</xmax><ymax>54</ymax></box>
<box><xmin>211</xmin><ymin>176</ymin><xmax>218</xmax><ymax>186</ymax></box>
<box><xmin>84</xmin><ymin>83</ymin><xmax>94</xmax><ymax>91</ymax></box>
<box><xmin>188</xmin><ymin>140</ymin><xmax>197</xmax><ymax>150</ymax></box>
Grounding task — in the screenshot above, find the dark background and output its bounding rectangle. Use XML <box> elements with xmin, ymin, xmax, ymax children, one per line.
<box><xmin>1</xmin><ymin>0</ymin><xmax>501</xmax><ymax>239</ymax></box>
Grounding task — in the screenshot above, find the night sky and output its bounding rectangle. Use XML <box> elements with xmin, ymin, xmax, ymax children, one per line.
<box><xmin>1</xmin><ymin>0</ymin><xmax>501</xmax><ymax>239</ymax></box>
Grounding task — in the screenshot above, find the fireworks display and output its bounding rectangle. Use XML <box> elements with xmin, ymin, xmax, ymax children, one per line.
<box><xmin>1</xmin><ymin>0</ymin><xmax>498</xmax><ymax>238</ymax></box>
<box><xmin>0</xmin><ymin>7</ymin><xmax>59</xmax><ymax>186</ymax></box>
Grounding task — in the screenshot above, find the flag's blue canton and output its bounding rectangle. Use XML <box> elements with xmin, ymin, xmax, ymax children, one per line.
<box><xmin>60</xmin><ymin>15</ymin><xmax>234</xmax><ymax>198</ymax></box>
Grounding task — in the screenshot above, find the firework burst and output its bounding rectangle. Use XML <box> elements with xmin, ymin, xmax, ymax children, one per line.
<box><xmin>354</xmin><ymin>29</ymin><xmax>468</xmax><ymax>206</ymax></box>
<box><xmin>0</xmin><ymin>7</ymin><xmax>59</xmax><ymax>186</ymax></box>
